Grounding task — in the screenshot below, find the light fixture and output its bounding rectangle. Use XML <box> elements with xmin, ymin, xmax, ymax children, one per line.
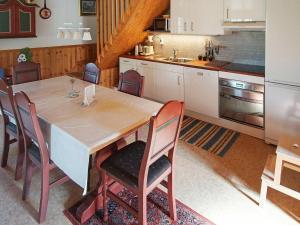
<box><xmin>57</xmin><ymin>28</ymin><xmax>64</xmax><ymax>39</ymax></box>
<box><xmin>56</xmin><ymin>23</ymin><xmax>92</xmax><ymax>41</ymax></box>
<box><xmin>82</xmin><ymin>29</ymin><xmax>92</xmax><ymax>41</ymax></box>
<box><xmin>73</xmin><ymin>30</ymin><xmax>82</xmax><ymax>40</ymax></box>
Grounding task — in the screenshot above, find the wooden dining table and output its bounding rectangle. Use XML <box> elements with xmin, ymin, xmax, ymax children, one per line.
<box><xmin>12</xmin><ymin>75</ymin><xmax>162</xmax><ymax>223</ymax></box>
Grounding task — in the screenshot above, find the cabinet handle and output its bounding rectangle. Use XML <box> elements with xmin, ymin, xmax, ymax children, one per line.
<box><xmin>123</xmin><ymin>60</ymin><xmax>130</xmax><ymax>63</ymax></box>
<box><xmin>141</xmin><ymin>63</ymin><xmax>148</xmax><ymax>66</ymax></box>
<box><xmin>197</xmin><ymin>72</ymin><xmax>204</xmax><ymax>76</ymax></box>
<box><xmin>191</xmin><ymin>22</ymin><xmax>194</xmax><ymax>32</ymax></box>
<box><xmin>177</xmin><ymin>76</ymin><xmax>181</xmax><ymax>86</ymax></box>
<box><xmin>184</xmin><ymin>22</ymin><xmax>187</xmax><ymax>32</ymax></box>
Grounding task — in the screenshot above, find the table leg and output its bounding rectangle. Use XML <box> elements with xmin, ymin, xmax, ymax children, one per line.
<box><xmin>75</xmin><ymin>144</ymin><xmax>117</xmax><ymax>224</ymax></box>
<box><xmin>274</xmin><ymin>156</ymin><xmax>283</xmax><ymax>184</ymax></box>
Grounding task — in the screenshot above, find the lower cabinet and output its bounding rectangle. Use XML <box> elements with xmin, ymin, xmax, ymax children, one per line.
<box><xmin>119</xmin><ymin>58</ymin><xmax>219</xmax><ymax>119</ymax></box>
<box><xmin>154</xmin><ymin>69</ymin><xmax>184</xmax><ymax>102</ymax></box>
<box><xmin>184</xmin><ymin>67</ymin><xmax>219</xmax><ymax>118</ymax></box>
<box><xmin>136</xmin><ymin>61</ymin><xmax>156</xmax><ymax>100</ymax></box>
<box><xmin>119</xmin><ymin>58</ymin><xmax>137</xmax><ymax>73</ymax></box>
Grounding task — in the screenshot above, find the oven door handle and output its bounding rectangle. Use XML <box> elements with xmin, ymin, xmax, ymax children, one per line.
<box><xmin>222</xmin><ymin>94</ymin><xmax>263</xmax><ymax>104</ymax></box>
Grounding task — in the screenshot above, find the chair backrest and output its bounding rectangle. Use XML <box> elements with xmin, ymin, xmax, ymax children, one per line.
<box><xmin>139</xmin><ymin>101</ymin><xmax>184</xmax><ymax>185</ymax></box>
<box><xmin>0</xmin><ymin>68</ymin><xmax>5</xmax><ymax>79</ymax></box>
<box><xmin>83</xmin><ymin>63</ymin><xmax>100</xmax><ymax>84</ymax></box>
<box><xmin>12</xmin><ymin>62</ymin><xmax>41</xmax><ymax>85</ymax></box>
<box><xmin>0</xmin><ymin>78</ymin><xmax>15</xmax><ymax>119</ymax></box>
<box><xmin>118</xmin><ymin>70</ymin><xmax>144</xmax><ymax>97</ymax></box>
<box><xmin>14</xmin><ymin>91</ymin><xmax>49</xmax><ymax>165</ymax></box>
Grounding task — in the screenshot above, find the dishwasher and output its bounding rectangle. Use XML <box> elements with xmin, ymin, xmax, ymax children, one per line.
<box><xmin>219</xmin><ymin>78</ymin><xmax>265</xmax><ymax>128</ymax></box>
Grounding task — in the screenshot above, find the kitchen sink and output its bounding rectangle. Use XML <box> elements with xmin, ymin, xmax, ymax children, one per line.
<box><xmin>162</xmin><ymin>57</ymin><xmax>193</xmax><ymax>63</ymax></box>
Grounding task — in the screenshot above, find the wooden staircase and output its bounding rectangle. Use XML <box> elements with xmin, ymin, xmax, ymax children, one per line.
<box><xmin>97</xmin><ymin>0</ymin><xmax>170</xmax><ymax>87</ymax></box>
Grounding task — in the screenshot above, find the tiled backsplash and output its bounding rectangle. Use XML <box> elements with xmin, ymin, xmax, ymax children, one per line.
<box><xmin>153</xmin><ymin>31</ymin><xmax>265</xmax><ymax>66</ymax></box>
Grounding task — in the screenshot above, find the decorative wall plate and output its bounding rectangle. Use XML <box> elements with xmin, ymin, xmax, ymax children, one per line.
<box><xmin>39</xmin><ymin>0</ymin><xmax>51</xmax><ymax>19</ymax></box>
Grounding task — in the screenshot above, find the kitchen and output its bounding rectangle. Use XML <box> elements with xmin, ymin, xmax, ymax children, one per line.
<box><xmin>119</xmin><ymin>0</ymin><xmax>300</xmax><ymax>146</ymax></box>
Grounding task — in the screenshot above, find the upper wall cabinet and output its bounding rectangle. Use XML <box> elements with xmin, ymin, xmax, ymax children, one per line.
<box><xmin>224</xmin><ymin>0</ymin><xmax>266</xmax><ymax>22</ymax></box>
<box><xmin>171</xmin><ymin>0</ymin><xmax>224</xmax><ymax>35</ymax></box>
<box><xmin>0</xmin><ymin>0</ymin><xmax>37</xmax><ymax>38</ymax></box>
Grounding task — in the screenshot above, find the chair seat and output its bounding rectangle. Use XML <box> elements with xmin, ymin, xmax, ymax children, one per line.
<box><xmin>101</xmin><ymin>141</ymin><xmax>171</xmax><ymax>188</ymax></box>
<box><xmin>7</xmin><ymin>122</ymin><xmax>17</xmax><ymax>135</ymax></box>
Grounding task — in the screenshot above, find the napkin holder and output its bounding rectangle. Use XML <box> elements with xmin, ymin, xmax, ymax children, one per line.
<box><xmin>82</xmin><ymin>85</ymin><xmax>96</xmax><ymax>106</ymax></box>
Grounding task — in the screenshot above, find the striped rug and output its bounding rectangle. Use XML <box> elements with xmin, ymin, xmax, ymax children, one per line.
<box><xmin>180</xmin><ymin>116</ymin><xmax>240</xmax><ymax>157</ymax></box>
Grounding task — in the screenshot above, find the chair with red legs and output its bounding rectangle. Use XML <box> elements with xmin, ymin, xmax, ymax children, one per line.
<box><xmin>14</xmin><ymin>91</ymin><xmax>69</xmax><ymax>223</ymax></box>
<box><xmin>98</xmin><ymin>101</ymin><xmax>184</xmax><ymax>224</ymax></box>
<box><xmin>0</xmin><ymin>78</ymin><xmax>24</xmax><ymax>180</ymax></box>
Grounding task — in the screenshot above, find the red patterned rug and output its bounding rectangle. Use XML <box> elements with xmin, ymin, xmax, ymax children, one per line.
<box><xmin>64</xmin><ymin>188</ymin><xmax>215</xmax><ymax>225</ymax></box>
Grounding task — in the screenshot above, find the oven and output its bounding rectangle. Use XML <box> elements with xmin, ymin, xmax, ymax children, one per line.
<box><xmin>219</xmin><ymin>78</ymin><xmax>264</xmax><ymax>128</ymax></box>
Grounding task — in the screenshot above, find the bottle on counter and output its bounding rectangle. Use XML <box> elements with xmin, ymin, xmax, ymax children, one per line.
<box><xmin>135</xmin><ymin>45</ymin><xmax>139</xmax><ymax>56</ymax></box>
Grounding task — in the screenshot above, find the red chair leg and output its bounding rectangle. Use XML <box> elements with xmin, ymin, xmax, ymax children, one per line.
<box><xmin>1</xmin><ymin>132</ymin><xmax>10</xmax><ymax>168</ymax></box>
<box><xmin>22</xmin><ymin>158</ymin><xmax>34</xmax><ymax>200</ymax></box>
<box><xmin>38</xmin><ymin>168</ymin><xmax>50</xmax><ymax>223</ymax></box>
<box><xmin>102</xmin><ymin>171</ymin><xmax>108</xmax><ymax>222</ymax></box>
<box><xmin>135</xmin><ymin>130</ymin><xmax>139</xmax><ymax>141</ymax></box>
<box><xmin>138</xmin><ymin>191</ymin><xmax>147</xmax><ymax>225</ymax></box>
<box><xmin>168</xmin><ymin>172</ymin><xmax>177</xmax><ymax>221</ymax></box>
<box><xmin>15</xmin><ymin>137</ymin><xmax>25</xmax><ymax>180</ymax></box>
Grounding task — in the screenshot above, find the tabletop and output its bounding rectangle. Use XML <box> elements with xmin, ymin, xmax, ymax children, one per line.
<box><xmin>12</xmin><ymin>76</ymin><xmax>162</xmax><ymax>192</ymax></box>
<box><xmin>13</xmin><ymin>76</ymin><xmax>162</xmax><ymax>153</ymax></box>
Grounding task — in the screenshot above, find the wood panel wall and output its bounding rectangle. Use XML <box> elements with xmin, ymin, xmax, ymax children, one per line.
<box><xmin>0</xmin><ymin>44</ymin><xmax>97</xmax><ymax>80</ymax></box>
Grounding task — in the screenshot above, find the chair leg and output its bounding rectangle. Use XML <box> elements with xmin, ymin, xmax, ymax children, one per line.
<box><xmin>22</xmin><ymin>157</ymin><xmax>34</xmax><ymax>200</ymax></box>
<box><xmin>102</xmin><ymin>171</ymin><xmax>108</xmax><ymax>222</ymax></box>
<box><xmin>1</xmin><ymin>132</ymin><xmax>10</xmax><ymax>168</ymax></box>
<box><xmin>87</xmin><ymin>155</ymin><xmax>93</xmax><ymax>191</ymax></box>
<box><xmin>168</xmin><ymin>172</ymin><xmax>177</xmax><ymax>221</ymax></box>
<box><xmin>135</xmin><ymin>130</ymin><xmax>139</xmax><ymax>141</ymax></box>
<box><xmin>15</xmin><ymin>137</ymin><xmax>25</xmax><ymax>180</ymax></box>
<box><xmin>38</xmin><ymin>168</ymin><xmax>50</xmax><ymax>223</ymax></box>
<box><xmin>138</xmin><ymin>191</ymin><xmax>147</xmax><ymax>225</ymax></box>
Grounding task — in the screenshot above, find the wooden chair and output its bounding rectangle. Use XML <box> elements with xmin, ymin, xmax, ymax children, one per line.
<box><xmin>0</xmin><ymin>78</ymin><xmax>24</xmax><ymax>180</ymax></box>
<box><xmin>99</xmin><ymin>101</ymin><xmax>184</xmax><ymax>225</ymax></box>
<box><xmin>118</xmin><ymin>70</ymin><xmax>144</xmax><ymax>141</ymax></box>
<box><xmin>12</xmin><ymin>62</ymin><xmax>41</xmax><ymax>85</ymax></box>
<box><xmin>118</xmin><ymin>70</ymin><xmax>144</xmax><ymax>97</ymax></box>
<box><xmin>83</xmin><ymin>63</ymin><xmax>100</xmax><ymax>85</ymax></box>
<box><xmin>14</xmin><ymin>91</ymin><xmax>69</xmax><ymax>223</ymax></box>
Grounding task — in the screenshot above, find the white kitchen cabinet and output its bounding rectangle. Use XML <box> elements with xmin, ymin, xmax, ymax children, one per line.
<box><xmin>224</xmin><ymin>0</ymin><xmax>266</xmax><ymax>22</ymax></box>
<box><xmin>265</xmin><ymin>82</ymin><xmax>300</xmax><ymax>144</ymax></box>
<box><xmin>154</xmin><ymin>64</ymin><xmax>184</xmax><ymax>103</ymax></box>
<box><xmin>184</xmin><ymin>67</ymin><xmax>219</xmax><ymax>118</ymax></box>
<box><xmin>171</xmin><ymin>0</ymin><xmax>224</xmax><ymax>35</ymax></box>
<box><xmin>136</xmin><ymin>61</ymin><xmax>156</xmax><ymax>100</ymax></box>
<box><xmin>119</xmin><ymin>58</ymin><xmax>137</xmax><ymax>73</ymax></box>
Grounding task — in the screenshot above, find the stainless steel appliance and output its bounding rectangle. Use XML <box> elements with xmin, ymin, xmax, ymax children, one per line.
<box><xmin>219</xmin><ymin>78</ymin><xmax>264</xmax><ymax>128</ymax></box>
<box><xmin>151</xmin><ymin>17</ymin><xmax>170</xmax><ymax>32</ymax></box>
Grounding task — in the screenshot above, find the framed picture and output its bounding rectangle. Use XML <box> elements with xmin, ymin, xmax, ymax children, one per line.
<box><xmin>80</xmin><ymin>0</ymin><xmax>96</xmax><ymax>16</ymax></box>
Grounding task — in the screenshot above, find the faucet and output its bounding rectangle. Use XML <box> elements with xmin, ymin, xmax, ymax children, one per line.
<box><xmin>173</xmin><ymin>49</ymin><xmax>179</xmax><ymax>60</ymax></box>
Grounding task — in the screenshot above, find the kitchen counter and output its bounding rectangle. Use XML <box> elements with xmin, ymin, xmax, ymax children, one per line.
<box><xmin>121</xmin><ymin>55</ymin><xmax>265</xmax><ymax>77</ymax></box>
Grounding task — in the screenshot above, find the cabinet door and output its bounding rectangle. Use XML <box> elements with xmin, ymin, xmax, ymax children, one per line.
<box><xmin>224</xmin><ymin>0</ymin><xmax>266</xmax><ymax>22</ymax></box>
<box><xmin>170</xmin><ymin>0</ymin><xmax>189</xmax><ymax>34</ymax></box>
<box><xmin>119</xmin><ymin>58</ymin><xmax>137</xmax><ymax>73</ymax></box>
<box><xmin>136</xmin><ymin>61</ymin><xmax>156</xmax><ymax>100</ymax></box>
<box><xmin>191</xmin><ymin>0</ymin><xmax>224</xmax><ymax>35</ymax></box>
<box><xmin>265</xmin><ymin>82</ymin><xmax>300</xmax><ymax>144</ymax></box>
<box><xmin>184</xmin><ymin>68</ymin><xmax>219</xmax><ymax>118</ymax></box>
<box><xmin>155</xmin><ymin>70</ymin><xmax>184</xmax><ymax>103</ymax></box>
